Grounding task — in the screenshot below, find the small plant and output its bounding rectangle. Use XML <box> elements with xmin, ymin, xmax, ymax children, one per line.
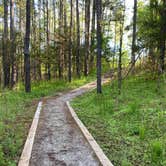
<box><xmin>139</xmin><ymin>125</ymin><xmax>146</xmax><ymax>140</ymax></box>
<box><xmin>128</xmin><ymin>125</ymin><xmax>139</xmax><ymax>136</ymax></box>
<box><xmin>128</xmin><ymin>102</ymin><xmax>139</xmax><ymax>114</ymax></box>
<box><xmin>101</xmin><ymin>100</ymin><xmax>113</xmax><ymax>115</ymax></box>
<box><xmin>0</xmin><ymin>145</ymin><xmax>6</xmax><ymax>166</ymax></box>
<box><xmin>121</xmin><ymin>159</ymin><xmax>132</xmax><ymax>166</ymax></box>
<box><xmin>151</xmin><ymin>140</ymin><xmax>163</xmax><ymax>162</ymax></box>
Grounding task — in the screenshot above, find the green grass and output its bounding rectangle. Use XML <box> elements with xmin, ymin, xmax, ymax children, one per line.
<box><xmin>0</xmin><ymin>75</ymin><xmax>96</xmax><ymax>166</ymax></box>
<box><xmin>72</xmin><ymin>75</ymin><xmax>166</xmax><ymax>166</ymax></box>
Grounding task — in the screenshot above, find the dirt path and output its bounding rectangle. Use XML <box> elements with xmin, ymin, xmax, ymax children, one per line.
<box><xmin>30</xmin><ymin>78</ymin><xmax>109</xmax><ymax>166</ymax></box>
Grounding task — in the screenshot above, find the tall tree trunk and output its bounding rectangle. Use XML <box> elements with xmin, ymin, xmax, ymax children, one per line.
<box><xmin>46</xmin><ymin>0</ymin><xmax>51</xmax><ymax>80</ymax></box>
<box><xmin>24</xmin><ymin>0</ymin><xmax>31</xmax><ymax>92</ymax></box>
<box><xmin>118</xmin><ymin>1</ymin><xmax>125</xmax><ymax>95</ymax></box>
<box><xmin>76</xmin><ymin>0</ymin><xmax>80</xmax><ymax>78</ymax></box>
<box><xmin>113</xmin><ymin>21</ymin><xmax>117</xmax><ymax>70</ymax></box>
<box><xmin>118</xmin><ymin>22</ymin><xmax>123</xmax><ymax>94</ymax></box>
<box><xmin>84</xmin><ymin>0</ymin><xmax>90</xmax><ymax>76</ymax></box>
<box><xmin>19</xmin><ymin>4</ymin><xmax>24</xmax><ymax>82</ymax></box>
<box><xmin>159</xmin><ymin>0</ymin><xmax>166</xmax><ymax>73</ymax></box>
<box><xmin>58</xmin><ymin>0</ymin><xmax>63</xmax><ymax>79</ymax></box>
<box><xmin>68</xmin><ymin>0</ymin><xmax>73</xmax><ymax>82</ymax></box>
<box><xmin>53</xmin><ymin>0</ymin><xmax>57</xmax><ymax>78</ymax></box>
<box><xmin>131</xmin><ymin>0</ymin><xmax>137</xmax><ymax>72</ymax></box>
<box><xmin>43</xmin><ymin>0</ymin><xmax>47</xmax><ymax>79</ymax></box>
<box><xmin>64</xmin><ymin>0</ymin><xmax>68</xmax><ymax>76</ymax></box>
<box><xmin>90</xmin><ymin>0</ymin><xmax>96</xmax><ymax>70</ymax></box>
<box><xmin>32</xmin><ymin>0</ymin><xmax>37</xmax><ymax>80</ymax></box>
<box><xmin>38</xmin><ymin>0</ymin><xmax>42</xmax><ymax>80</ymax></box>
<box><xmin>10</xmin><ymin>0</ymin><xmax>16</xmax><ymax>88</ymax></box>
<box><xmin>96</xmin><ymin>0</ymin><xmax>102</xmax><ymax>94</ymax></box>
<box><xmin>3</xmin><ymin>0</ymin><xmax>10</xmax><ymax>88</ymax></box>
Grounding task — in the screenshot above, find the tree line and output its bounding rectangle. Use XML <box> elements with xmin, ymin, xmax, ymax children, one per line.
<box><xmin>1</xmin><ymin>0</ymin><xmax>105</xmax><ymax>92</ymax></box>
<box><xmin>0</xmin><ymin>0</ymin><xmax>165</xmax><ymax>93</ymax></box>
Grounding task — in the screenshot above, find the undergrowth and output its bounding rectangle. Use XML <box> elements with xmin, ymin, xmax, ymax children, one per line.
<box><xmin>72</xmin><ymin>74</ymin><xmax>166</xmax><ymax>166</ymax></box>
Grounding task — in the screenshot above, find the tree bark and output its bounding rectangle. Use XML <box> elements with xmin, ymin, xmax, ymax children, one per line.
<box><xmin>52</xmin><ymin>0</ymin><xmax>57</xmax><ymax>78</ymax></box>
<box><xmin>58</xmin><ymin>0</ymin><xmax>63</xmax><ymax>79</ymax></box>
<box><xmin>38</xmin><ymin>0</ymin><xmax>42</xmax><ymax>80</ymax></box>
<box><xmin>24</xmin><ymin>0</ymin><xmax>31</xmax><ymax>92</ymax></box>
<box><xmin>84</xmin><ymin>0</ymin><xmax>90</xmax><ymax>76</ymax></box>
<box><xmin>113</xmin><ymin>21</ymin><xmax>117</xmax><ymax>70</ymax></box>
<box><xmin>159</xmin><ymin>0</ymin><xmax>166</xmax><ymax>73</ymax></box>
<box><xmin>19</xmin><ymin>4</ymin><xmax>24</xmax><ymax>82</ymax></box>
<box><xmin>68</xmin><ymin>0</ymin><xmax>73</xmax><ymax>82</ymax></box>
<box><xmin>10</xmin><ymin>0</ymin><xmax>16</xmax><ymax>88</ymax></box>
<box><xmin>76</xmin><ymin>0</ymin><xmax>81</xmax><ymax>78</ymax></box>
<box><xmin>32</xmin><ymin>0</ymin><xmax>37</xmax><ymax>80</ymax></box>
<box><xmin>96</xmin><ymin>0</ymin><xmax>102</xmax><ymax>94</ymax></box>
<box><xmin>64</xmin><ymin>0</ymin><xmax>68</xmax><ymax>76</ymax></box>
<box><xmin>90</xmin><ymin>0</ymin><xmax>96</xmax><ymax>70</ymax></box>
<box><xmin>131</xmin><ymin>0</ymin><xmax>137</xmax><ymax>72</ymax></box>
<box><xmin>3</xmin><ymin>0</ymin><xmax>10</xmax><ymax>88</ymax></box>
<box><xmin>46</xmin><ymin>0</ymin><xmax>51</xmax><ymax>80</ymax></box>
<box><xmin>118</xmin><ymin>20</ymin><xmax>125</xmax><ymax>95</ymax></box>
<box><xmin>118</xmin><ymin>1</ymin><xmax>125</xmax><ymax>95</ymax></box>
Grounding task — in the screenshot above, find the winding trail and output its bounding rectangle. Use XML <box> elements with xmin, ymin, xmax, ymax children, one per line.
<box><xmin>30</xmin><ymin>78</ymin><xmax>109</xmax><ymax>166</ymax></box>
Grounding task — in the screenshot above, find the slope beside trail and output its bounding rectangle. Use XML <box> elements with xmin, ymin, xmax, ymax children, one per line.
<box><xmin>30</xmin><ymin>78</ymin><xmax>109</xmax><ymax>166</ymax></box>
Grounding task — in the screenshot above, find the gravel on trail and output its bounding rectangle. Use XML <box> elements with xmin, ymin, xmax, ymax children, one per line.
<box><xmin>30</xmin><ymin>79</ymin><xmax>108</xmax><ymax>166</ymax></box>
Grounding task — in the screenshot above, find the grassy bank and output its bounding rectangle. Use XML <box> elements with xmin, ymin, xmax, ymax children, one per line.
<box><xmin>0</xmin><ymin>75</ymin><xmax>96</xmax><ymax>166</ymax></box>
<box><xmin>72</xmin><ymin>75</ymin><xmax>166</xmax><ymax>166</ymax></box>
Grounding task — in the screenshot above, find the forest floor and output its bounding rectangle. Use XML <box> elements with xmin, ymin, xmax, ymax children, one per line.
<box><xmin>30</xmin><ymin>79</ymin><xmax>108</xmax><ymax>166</ymax></box>
<box><xmin>72</xmin><ymin>73</ymin><xmax>166</xmax><ymax>166</ymax></box>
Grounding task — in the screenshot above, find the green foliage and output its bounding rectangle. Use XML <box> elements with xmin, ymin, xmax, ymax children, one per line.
<box><xmin>137</xmin><ymin>3</ymin><xmax>160</xmax><ymax>48</ymax></box>
<box><xmin>137</xmin><ymin>0</ymin><xmax>166</xmax><ymax>53</ymax></box>
<box><xmin>72</xmin><ymin>74</ymin><xmax>166</xmax><ymax>166</ymax></box>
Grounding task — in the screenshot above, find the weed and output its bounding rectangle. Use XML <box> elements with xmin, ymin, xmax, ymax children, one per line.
<box><xmin>128</xmin><ymin>102</ymin><xmax>139</xmax><ymax>114</ymax></box>
<box><xmin>139</xmin><ymin>125</ymin><xmax>146</xmax><ymax>140</ymax></box>
<box><xmin>121</xmin><ymin>159</ymin><xmax>132</xmax><ymax>166</ymax></box>
<box><xmin>151</xmin><ymin>140</ymin><xmax>163</xmax><ymax>162</ymax></box>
